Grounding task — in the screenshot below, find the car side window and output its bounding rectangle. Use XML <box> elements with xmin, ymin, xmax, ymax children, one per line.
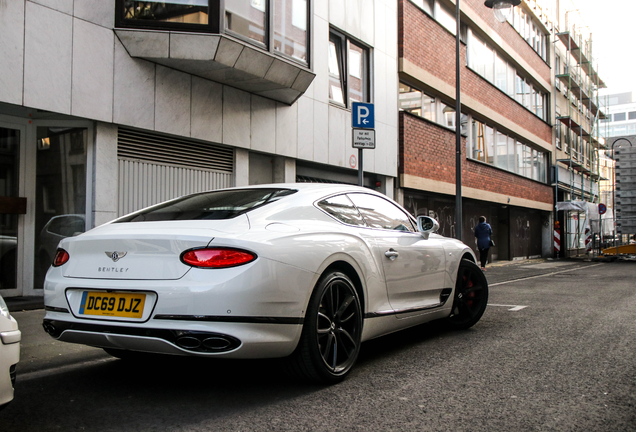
<box><xmin>317</xmin><ymin>194</ymin><xmax>366</xmax><ymax>226</ymax></box>
<box><xmin>347</xmin><ymin>193</ymin><xmax>416</xmax><ymax>232</ymax></box>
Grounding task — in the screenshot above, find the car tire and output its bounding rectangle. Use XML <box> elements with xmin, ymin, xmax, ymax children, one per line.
<box><xmin>446</xmin><ymin>259</ymin><xmax>489</xmax><ymax>330</ymax></box>
<box><xmin>287</xmin><ymin>271</ymin><xmax>362</xmax><ymax>384</ymax></box>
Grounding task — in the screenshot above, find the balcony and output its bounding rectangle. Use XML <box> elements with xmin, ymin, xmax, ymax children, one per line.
<box><xmin>115</xmin><ymin>29</ymin><xmax>315</xmax><ymax>105</ymax></box>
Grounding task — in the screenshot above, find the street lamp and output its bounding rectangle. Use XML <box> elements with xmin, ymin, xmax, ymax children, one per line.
<box><xmin>454</xmin><ymin>0</ymin><xmax>520</xmax><ymax>241</ymax></box>
<box><xmin>485</xmin><ymin>0</ymin><xmax>521</xmax><ymax>23</ymax></box>
<box><xmin>610</xmin><ymin>138</ymin><xmax>633</xmax><ymax>248</ymax></box>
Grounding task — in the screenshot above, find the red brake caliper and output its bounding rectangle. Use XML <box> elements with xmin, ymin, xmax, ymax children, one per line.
<box><xmin>466</xmin><ymin>277</ymin><xmax>475</xmax><ymax>307</ymax></box>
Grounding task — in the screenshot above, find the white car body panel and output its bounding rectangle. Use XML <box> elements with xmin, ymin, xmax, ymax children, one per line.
<box><xmin>0</xmin><ymin>295</ymin><xmax>20</xmax><ymax>408</ymax></box>
<box><xmin>43</xmin><ymin>183</ymin><xmax>478</xmax><ymax>361</ymax></box>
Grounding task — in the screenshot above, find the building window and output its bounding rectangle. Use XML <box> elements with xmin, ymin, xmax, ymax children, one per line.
<box><xmin>468</xmin><ymin>30</ymin><xmax>548</xmax><ymax>121</ymax></box>
<box><xmin>410</xmin><ymin>0</ymin><xmax>433</xmax><ymax>15</ymax></box>
<box><xmin>468</xmin><ymin>117</ymin><xmax>547</xmax><ymax>182</ymax></box>
<box><xmin>116</xmin><ymin>0</ymin><xmax>309</xmax><ymax>65</ymax></box>
<box><xmin>435</xmin><ymin>1</ymin><xmax>456</xmax><ymax>35</ymax></box>
<box><xmin>399</xmin><ymin>82</ymin><xmax>468</xmax><ymax>132</ymax></box>
<box><xmin>614</xmin><ymin>112</ymin><xmax>626</xmax><ymax>122</ymax></box>
<box><xmin>226</xmin><ymin>0</ymin><xmax>267</xmax><ymax>46</ymax></box>
<box><xmin>508</xmin><ymin>6</ymin><xmax>548</xmax><ymax>62</ymax></box>
<box><xmin>629</xmin><ymin>111</ymin><xmax>636</xmax><ymax>120</ymax></box>
<box><xmin>329</xmin><ymin>30</ymin><xmax>370</xmax><ymax>107</ymax></box>
<box><xmin>273</xmin><ymin>0</ymin><xmax>308</xmax><ymax>62</ymax></box>
<box><xmin>121</xmin><ymin>1</ymin><xmax>211</xmax><ymax>26</ymax></box>
<box><xmin>399</xmin><ymin>83</ymin><xmax>436</xmax><ymax>121</ymax></box>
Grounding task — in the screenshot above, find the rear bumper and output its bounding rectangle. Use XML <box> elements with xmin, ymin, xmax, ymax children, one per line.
<box><xmin>42</xmin><ymin>315</ymin><xmax>302</xmax><ymax>359</ymax></box>
<box><xmin>0</xmin><ymin>329</ymin><xmax>20</xmax><ymax>407</ymax></box>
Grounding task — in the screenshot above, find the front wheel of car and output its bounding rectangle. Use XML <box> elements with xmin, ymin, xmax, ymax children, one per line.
<box><xmin>287</xmin><ymin>271</ymin><xmax>363</xmax><ymax>384</ymax></box>
<box><xmin>447</xmin><ymin>259</ymin><xmax>489</xmax><ymax>330</ymax></box>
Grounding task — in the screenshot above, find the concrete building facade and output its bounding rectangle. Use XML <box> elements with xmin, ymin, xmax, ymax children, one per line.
<box><xmin>0</xmin><ymin>0</ymin><xmax>399</xmax><ymax>298</ymax></box>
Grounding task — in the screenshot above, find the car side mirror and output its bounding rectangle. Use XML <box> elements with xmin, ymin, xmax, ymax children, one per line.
<box><xmin>417</xmin><ymin>216</ymin><xmax>440</xmax><ymax>239</ymax></box>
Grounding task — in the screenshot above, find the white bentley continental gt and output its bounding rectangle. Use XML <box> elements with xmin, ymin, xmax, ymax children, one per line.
<box><xmin>43</xmin><ymin>184</ymin><xmax>488</xmax><ymax>383</ymax></box>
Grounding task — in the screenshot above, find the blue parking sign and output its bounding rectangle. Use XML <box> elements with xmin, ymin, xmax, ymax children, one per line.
<box><xmin>352</xmin><ymin>102</ymin><xmax>374</xmax><ymax>129</ymax></box>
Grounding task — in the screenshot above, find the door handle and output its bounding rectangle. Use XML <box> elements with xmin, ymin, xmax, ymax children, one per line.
<box><xmin>385</xmin><ymin>249</ymin><xmax>399</xmax><ymax>260</ymax></box>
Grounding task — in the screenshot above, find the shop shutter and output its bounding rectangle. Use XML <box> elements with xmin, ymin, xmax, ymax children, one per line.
<box><xmin>117</xmin><ymin>128</ymin><xmax>234</xmax><ymax>215</ymax></box>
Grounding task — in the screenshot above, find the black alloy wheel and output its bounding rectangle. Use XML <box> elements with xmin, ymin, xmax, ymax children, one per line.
<box><xmin>447</xmin><ymin>259</ymin><xmax>489</xmax><ymax>330</ymax></box>
<box><xmin>287</xmin><ymin>271</ymin><xmax>362</xmax><ymax>383</ymax></box>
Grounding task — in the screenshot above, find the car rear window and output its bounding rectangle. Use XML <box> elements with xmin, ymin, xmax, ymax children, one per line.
<box><xmin>116</xmin><ymin>188</ymin><xmax>297</xmax><ymax>222</ymax></box>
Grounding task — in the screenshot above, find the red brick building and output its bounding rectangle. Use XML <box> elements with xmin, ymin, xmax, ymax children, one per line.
<box><xmin>396</xmin><ymin>0</ymin><xmax>555</xmax><ymax>260</ymax></box>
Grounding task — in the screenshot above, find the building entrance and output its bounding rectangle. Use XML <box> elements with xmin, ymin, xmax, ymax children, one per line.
<box><xmin>0</xmin><ymin>124</ymin><xmax>25</xmax><ymax>296</ymax></box>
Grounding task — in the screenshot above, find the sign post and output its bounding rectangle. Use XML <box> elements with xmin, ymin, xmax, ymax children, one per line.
<box><xmin>351</xmin><ymin>102</ymin><xmax>375</xmax><ymax>187</ymax></box>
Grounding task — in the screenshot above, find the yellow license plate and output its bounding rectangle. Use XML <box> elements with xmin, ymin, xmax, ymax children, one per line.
<box><xmin>79</xmin><ymin>291</ymin><xmax>146</xmax><ymax>319</ymax></box>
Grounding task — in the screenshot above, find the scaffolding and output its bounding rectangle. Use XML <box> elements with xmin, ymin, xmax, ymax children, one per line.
<box><xmin>552</xmin><ymin>4</ymin><xmax>607</xmax><ymax>255</ymax></box>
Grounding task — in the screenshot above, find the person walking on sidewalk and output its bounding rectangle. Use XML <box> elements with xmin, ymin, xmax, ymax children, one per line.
<box><xmin>474</xmin><ymin>216</ymin><xmax>493</xmax><ymax>271</ymax></box>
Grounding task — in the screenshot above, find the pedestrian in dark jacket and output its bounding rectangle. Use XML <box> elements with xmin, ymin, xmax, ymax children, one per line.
<box><xmin>474</xmin><ymin>216</ymin><xmax>492</xmax><ymax>270</ymax></box>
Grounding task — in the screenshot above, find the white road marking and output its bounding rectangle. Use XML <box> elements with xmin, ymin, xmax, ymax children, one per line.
<box><xmin>489</xmin><ymin>263</ymin><xmax>604</xmax><ymax>287</ymax></box>
<box><xmin>488</xmin><ymin>304</ymin><xmax>528</xmax><ymax>311</ymax></box>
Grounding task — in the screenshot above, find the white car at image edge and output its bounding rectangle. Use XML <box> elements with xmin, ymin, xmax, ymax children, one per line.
<box><xmin>42</xmin><ymin>183</ymin><xmax>488</xmax><ymax>383</ymax></box>
<box><xmin>0</xmin><ymin>294</ymin><xmax>20</xmax><ymax>410</ymax></box>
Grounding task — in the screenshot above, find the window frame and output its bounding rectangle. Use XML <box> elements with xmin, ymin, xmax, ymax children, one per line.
<box><xmin>115</xmin><ymin>0</ymin><xmax>311</xmax><ymax>67</ymax></box>
<box><xmin>467</xmin><ymin>115</ymin><xmax>549</xmax><ymax>183</ymax></box>
<box><xmin>328</xmin><ymin>28</ymin><xmax>371</xmax><ymax>108</ymax></box>
<box><xmin>115</xmin><ymin>0</ymin><xmax>222</xmax><ymax>33</ymax></box>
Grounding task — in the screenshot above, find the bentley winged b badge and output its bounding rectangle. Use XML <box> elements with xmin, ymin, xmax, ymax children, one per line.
<box><xmin>105</xmin><ymin>251</ymin><xmax>127</xmax><ymax>262</ymax></box>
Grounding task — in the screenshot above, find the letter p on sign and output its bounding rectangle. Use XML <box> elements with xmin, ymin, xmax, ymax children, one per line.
<box><xmin>352</xmin><ymin>102</ymin><xmax>375</xmax><ymax>129</ymax></box>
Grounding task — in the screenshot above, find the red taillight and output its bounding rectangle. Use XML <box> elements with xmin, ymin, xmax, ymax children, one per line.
<box><xmin>181</xmin><ymin>248</ymin><xmax>257</xmax><ymax>268</ymax></box>
<box><xmin>52</xmin><ymin>249</ymin><xmax>70</xmax><ymax>267</ymax></box>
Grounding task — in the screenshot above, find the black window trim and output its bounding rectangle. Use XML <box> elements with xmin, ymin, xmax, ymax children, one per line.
<box><xmin>328</xmin><ymin>27</ymin><xmax>372</xmax><ymax>108</ymax></box>
<box><xmin>316</xmin><ymin>193</ymin><xmax>417</xmax><ymax>233</ymax></box>
<box><xmin>115</xmin><ymin>0</ymin><xmax>311</xmax><ymax>68</ymax></box>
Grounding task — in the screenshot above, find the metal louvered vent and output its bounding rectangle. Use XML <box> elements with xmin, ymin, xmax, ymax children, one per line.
<box><xmin>118</xmin><ymin>128</ymin><xmax>233</xmax><ymax>173</ymax></box>
<box><xmin>296</xmin><ymin>175</ymin><xmax>353</xmax><ymax>185</ymax></box>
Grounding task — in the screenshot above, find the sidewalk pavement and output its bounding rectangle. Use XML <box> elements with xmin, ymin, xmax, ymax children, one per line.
<box><xmin>2</xmin><ymin>256</ymin><xmax>623</xmax><ymax>313</ymax></box>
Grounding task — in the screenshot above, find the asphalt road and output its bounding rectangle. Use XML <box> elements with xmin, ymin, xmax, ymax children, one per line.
<box><xmin>2</xmin><ymin>259</ymin><xmax>635</xmax><ymax>431</ymax></box>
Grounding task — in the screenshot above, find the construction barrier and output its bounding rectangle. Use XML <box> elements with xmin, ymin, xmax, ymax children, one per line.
<box><xmin>554</xmin><ymin>222</ymin><xmax>561</xmax><ymax>255</ymax></box>
<box><xmin>585</xmin><ymin>227</ymin><xmax>592</xmax><ymax>253</ymax></box>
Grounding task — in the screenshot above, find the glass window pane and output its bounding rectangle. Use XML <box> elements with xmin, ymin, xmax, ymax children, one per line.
<box><xmin>486</xmin><ymin>126</ymin><xmax>494</xmax><ymax>164</ymax></box>
<box><xmin>483</xmin><ymin>46</ymin><xmax>494</xmax><ymax>83</ymax></box>
<box><xmin>515</xmin><ymin>75</ymin><xmax>524</xmax><ymax>104</ymax></box>
<box><xmin>123</xmin><ymin>1</ymin><xmax>209</xmax><ymax>24</ymax></box>
<box><xmin>225</xmin><ymin>0</ymin><xmax>266</xmax><ymax>45</ymax></box>
<box><xmin>524</xmin><ymin>81</ymin><xmax>532</xmax><ymax>110</ymax></box>
<box><xmin>423</xmin><ymin>94</ymin><xmax>436</xmax><ymax>122</ymax></box>
<box><xmin>0</xmin><ymin>127</ymin><xmax>20</xmax><ymax>290</ymax></box>
<box><xmin>119</xmin><ymin>188</ymin><xmax>296</xmax><ymax>222</ymax></box>
<box><xmin>348</xmin><ymin>194</ymin><xmax>415</xmax><ymax>232</ymax></box>
<box><xmin>507</xmin><ymin>136</ymin><xmax>515</xmax><ymax>172</ymax></box>
<box><xmin>399</xmin><ymin>83</ymin><xmax>422</xmax><ymax>116</ymax></box>
<box><xmin>532</xmin><ymin>148</ymin><xmax>538</xmax><ymax>180</ymax></box>
<box><xmin>274</xmin><ymin>0</ymin><xmax>307</xmax><ymax>63</ymax></box>
<box><xmin>441</xmin><ymin>102</ymin><xmax>455</xmax><ymax>129</ymax></box>
<box><xmin>348</xmin><ymin>42</ymin><xmax>366</xmax><ymax>104</ymax></box>
<box><xmin>495</xmin><ymin>131</ymin><xmax>508</xmax><ymax>170</ymax></box>
<box><xmin>34</xmin><ymin>127</ymin><xmax>88</xmax><ymax>288</ymax></box>
<box><xmin>507</xmin><ymin>63</ymin><xmax>515</xmax><ymax>98</ymax></box>
<box><xmin>495</xmin><ymin>54</ymin><xmax>507</xmax><ymax>92</ymax></box>
<box><xmin>471</xmin><ymin>119</ymin><xmax>486</xmax><ymax>161</ymax></box>
<box><xmin>436</xmin><ymin>2</ymin><xmax>456</xmax><ymax>35</ymax></box>
<box><xmin>317</xmin><ymin>194</ymin><xmax>366</xmax><ymax>226</ymax></box>
<box><xmin>328</xmin><ymin>38</ymin><xmax>345</xmax><ymax>105</ymax></box>
<box><xmin>536</xmin><ymin>92</ymin><xmax>544</xmax><ymax>119</ymax></box>
<box><xmin>411</xmin><ymin>0</ymin><xmax>433</xmax><ymax>14</ymax></box>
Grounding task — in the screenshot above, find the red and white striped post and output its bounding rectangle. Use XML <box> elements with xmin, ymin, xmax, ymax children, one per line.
<box><xmin>554</xmin><ymin>221</ymin><xmax>561</xmax><ymax>257</ymax></box>
<box><xmin>585</xmin><ymin>226</ymin><xmax>592</xmax><ymax>253</ymax></box>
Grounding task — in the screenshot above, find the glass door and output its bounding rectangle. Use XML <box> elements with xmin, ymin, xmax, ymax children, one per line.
<box><xmin>0</xmin><ymin>126</ymin><xmax>23</xmax><ymax>295</ymax></box>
